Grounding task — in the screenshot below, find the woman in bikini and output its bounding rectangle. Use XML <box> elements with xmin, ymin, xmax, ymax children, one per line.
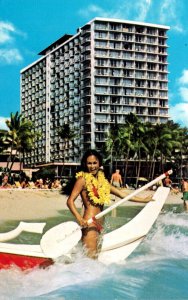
<box><xmin>67</xmin><ymin>149</ymin><xmax>151</xmax><ymax>258</ymax></box>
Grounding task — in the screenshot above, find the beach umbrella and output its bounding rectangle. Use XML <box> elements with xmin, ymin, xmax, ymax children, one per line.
<box><xmin>138</xmin><ymin>177</ymin><xmax>148</xmax><ymax>181</ymax></box>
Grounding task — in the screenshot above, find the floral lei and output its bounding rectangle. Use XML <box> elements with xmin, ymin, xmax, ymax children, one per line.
<box><xmin>76</xmin><ymin>170</ymin><xmax>110</xmax><ymax>206</ymax></box>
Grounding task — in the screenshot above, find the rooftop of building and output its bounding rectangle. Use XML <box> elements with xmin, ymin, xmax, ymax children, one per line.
<box><xmin>38</xmin><ymin>17</ymin><xmax>170</xmax><ymax>56</ymax></box>
<box><xmin>38</xmin><ymin>34</ymin><xmax>73</xmax><ymax>55</ymax></box>
<box><xmin>21</xmin><ymin>17</ymin><xmax>170</xmax><ymax>73</ymax></box>
<box><xmin>87</xmin><ymin>17</ymin><xmax>170</xmax><ymax>30</ymax></box>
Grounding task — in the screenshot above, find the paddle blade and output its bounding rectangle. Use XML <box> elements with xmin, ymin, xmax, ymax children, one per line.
<box><xmin>40</xmin><ymin>221</ymin><xmax>82</xmax><ymax>259</ymax></box>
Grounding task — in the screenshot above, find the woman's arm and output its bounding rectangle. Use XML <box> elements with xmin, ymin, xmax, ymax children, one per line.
<box><xmin>66</xmin><ymin>177</ymin><xmax>88</xmax><ymax>227</ymax></box>
<box><xmin>110</xmin><ymin>185</ymin><xmax>152</xmax><ymax>203</ymax></box>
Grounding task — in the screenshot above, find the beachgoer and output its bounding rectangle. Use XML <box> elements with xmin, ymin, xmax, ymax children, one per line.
<box><xmin>20</xmin><ymin>178</ymin><xmax>28</xmax><ymax>189</ymax></box>
<box><xmin>0</xmin><ymin>175</ymin><xmax>11</xmax><ymax>189</ymax></box>
<box><xmin>52</xmin><ymin>179</ymin><xmax>61</xmax><ymax>189</ymax></box>
<box><xmin>35</xmin><ymin>178</ymin><xmax>44</xmax><ymax>189</ymax></box>
<box><xmin>111</xmin><ymin>169</ymin><xmax>123</xmax><ymax>188</ymax></box>
<box><xmin>164</xmin><ymin>175</ymin><xmax>172</xmax><ymax>188</ymax></box>
<box><xmin>182</xmin><ymin>178</ymin><xmax>188</xmax><ymax>211</ymax></box>
<box><xmin>66</xmin><ymin>149</ymin><xmax>152</xmax><ymax>259</ymax></box>
<box><xmin>164</xmin><ymin>175</ymin><xmax>179</xmax><ymax>194</ymax></box>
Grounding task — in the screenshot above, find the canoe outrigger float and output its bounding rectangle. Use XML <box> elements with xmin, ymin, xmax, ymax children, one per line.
<box><xmin>0</xmin><ymin>171</ymin><xmax>171</xmax><ymax>270</ymax></box>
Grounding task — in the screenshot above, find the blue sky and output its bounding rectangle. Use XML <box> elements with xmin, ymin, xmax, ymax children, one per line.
<box><xmin>0</xmin><ymin>0</ymin><xmax>188</xmax><ymax>129</ymax></box>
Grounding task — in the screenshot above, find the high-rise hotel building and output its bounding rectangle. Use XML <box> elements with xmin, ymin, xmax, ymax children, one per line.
<box><xmin>21</xmin><ymin>18</ymin><xmax>170</xmax><ymax>168</ymax></box>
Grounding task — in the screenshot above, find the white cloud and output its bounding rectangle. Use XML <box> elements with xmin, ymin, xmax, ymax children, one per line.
<box><xmin>0</xmin><ymin>21</ymin><xmax>16</xmax><ymax>44</ymax></box>
<box><xmin>0</xmin><ymin>117</ymin><xmax>8</xmax><ymax>130</ymax></box>
<box><xmin>179</xmin><ymin>87</ymin><xmax>188</xmax><ymax>102</ymax></box>
<box><xmin>0</xmin><ymin>20</ymin><xmax>24</xmax><ymax>64</ymax></box>
<box><xmin>135</xmin><ymin>0</ymin><xmax>152</xmax><ymax>21</ymax></box>
<box><xmin>179</xmin><ymin>70</ymin><xmax>188</xmax><ymax>85</ymax></box>
<box><xmin>169</xmin><ymin>103</ymin><xmax>188</xmax><ymax>127</ymax></box>
<box><xmin>178</xmin><ymin>69</ymin><xmax>188</xmax><ymax>103</ymax></box>
<box><xmin>159</xmin><ymin>0</ymin><xmax>184</xmax><ymax>32</ymax></box>
<box><xmin>0</xmin><ymin>48</ymin><xmax>23</xmax><ymax>64</ymax></box>
<box><xmin>78</xmin><ymin>0</ymin><xmax>152</xmax><ymax>21</ymax></box>
<box><xmin>170</xmin><ymin>69</ymin><xmax>188</xmax><ymax>127</ymax></box>
<box><xmin>78</xmin><ymin>4</ymin><xmax>107</xmax><ymax>18</ymax></box>
<box><xmin>78</xmin><ymin>0</ymin><xmax>184</xmax><ymax>33</ymax></box>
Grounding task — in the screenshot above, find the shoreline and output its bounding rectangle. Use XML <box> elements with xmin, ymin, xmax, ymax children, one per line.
<box><xmin>0</xmin><ymin>189</ymin><xmax>184</xmax><ymax>222</ymax></box>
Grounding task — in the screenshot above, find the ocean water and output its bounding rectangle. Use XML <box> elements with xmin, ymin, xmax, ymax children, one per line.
<box><xmin>0</xmin><ymin>205</ymin><xmax>188</xmax><ymax>300</ymax></box>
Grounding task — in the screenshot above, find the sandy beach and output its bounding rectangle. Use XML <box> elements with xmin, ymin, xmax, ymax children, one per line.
<box><xmin>0</xmin><ymin>188</ymin><xmax>184</xmax><ymax>222</ymax></box>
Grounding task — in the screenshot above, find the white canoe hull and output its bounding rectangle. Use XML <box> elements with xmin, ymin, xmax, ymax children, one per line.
<box><xmin>99</xmin><ymin>187</ymin><xmax>170</xmax><ymax>264</ymax></box>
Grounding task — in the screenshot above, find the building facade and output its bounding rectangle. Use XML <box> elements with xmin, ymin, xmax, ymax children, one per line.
<box><xmin>21</xmin><ymin>17</ymin><xmax>170</xmax><ymax>168</ymax></box>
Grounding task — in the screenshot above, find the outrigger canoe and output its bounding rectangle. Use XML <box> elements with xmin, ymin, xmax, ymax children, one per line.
<box><xmin>0</xmin><ymin>186</ymin><xmax>170</xmax><ymax>270</ymax></box>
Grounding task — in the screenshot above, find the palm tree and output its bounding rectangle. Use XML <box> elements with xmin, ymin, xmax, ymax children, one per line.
<box><xmin>0</xmin><ymin>130</ymin><xmax>8</xmax><ymax>153</ymax></box>
<box><xmin>104</xmin><ymin>122</ymin><xmax>120</xmax><ymax>174</ymax></box>
<box><xmin>144</xmin><ymin>123</ymin><xmax>169</xmax><ymax>179</ymax></box>
<box><xmin>157</xmin><ymin>121</ymin><xmax>181</xmax><ymax>173</ymax></box>
<box><xmin>123</xmin><ymin>113</ymin><xmax>148</xmax><ymax>185</ymax></box>
<box><xmin>116</xmin><ymin>123</ymin><xmax>134</xmax><ymax>184</ymax></box>
<box><xmin>165</xmin><ymin>122</ymin><xmax>187</xmax><ymax>178</ymax></box>
<box><xmin>2</xmin><ymin>112</ymin><xmax>36</xmax><ymax>172</ymax></box>
<box><xmin>104</xmin><ymin>114</ymin><xmax>187</xmax><ymax>182</ymax></box>
<box><xmin>58</xmin><ymin>123</ymin><xmax>77</xmax><ymax>176</ymax></box>
<box><xmin>177</xmin><ymin>127</ymin><xmax>188</xmax><ymax>178</ymax></box>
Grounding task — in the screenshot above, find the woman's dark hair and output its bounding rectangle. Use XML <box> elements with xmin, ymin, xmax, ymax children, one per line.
<box><xmin>62</xmin><ymin>149</ymin><xmax>103</xmax><ymax>195</ymax></box>
<box><xmin>81</xmin><ymin>149</ymin><xmax>103</xmax><ymax>171</ymax></box>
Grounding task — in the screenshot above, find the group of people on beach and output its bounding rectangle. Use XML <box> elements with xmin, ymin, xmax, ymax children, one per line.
<box><xmin>0</xmin><ymin>174</ymin><xmax>62</xmax><ymax>190</ymax></box>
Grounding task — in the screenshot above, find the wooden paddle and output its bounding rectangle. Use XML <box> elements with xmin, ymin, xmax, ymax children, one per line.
<box><xmin>0</xmin><ymin>222</ymin><xmax>46</xmax><ymax>242</ymax></box>
<box><xmin>40</xmin><ymin>170</ymin><xmax>172</xmax><ymax>259</ymax></box>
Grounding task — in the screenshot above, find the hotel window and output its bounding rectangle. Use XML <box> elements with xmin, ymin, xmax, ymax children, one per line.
<box><xmin>148</xmin><ymin>108</ymin><xmax>157</xmax><ymax>115</ymax></box>
<box><xmin>147</xmin><ymin>37</ymin><xmax>156</xmax><ymax>44</ymax></box>
<box><xmin>109</xmin><ymin>42</ymin><xmax>121</xmax><ymax>49</ymax></box>
<box><xmin>124</xmin><ymin>79</ymin><xmax>133</xmax><ymax>86</ymax></box>
<box><xmin>135</xmin><ymin>71</ymin><xmax>145</xmax><ymax>78</ymax></box>
<box><xmin>135</xmin><ymin>62</ymin><xmax>145</xmax><ymax>69</ymax></box>
<box><xmin>148</xmin><ymin>99</ymin><xmax>157</xmax><ymax>106</ymax></box>
<box><xmin>95</xmin><ymin>77</ymin><xmax>108</xmax><ymax>84</ymax></box>
<box><xmin>135</xmin><ymin>53</ymin><xmax>145</xmax><ymax>60</ymax></box>
<box><xmin>111</xmin><ymin>69</ymin><xmax>121</xmax><ymax>76</ymax></box>
<box><xmin>95</xmin><ymin>40</ymin><xmax>108</xmax><ymax>48</ymax></box>
<box><xmin>125</xmin><ymin>88</ymin><xmax>133</xmax><ymax>95</ymax></box>
<box><xmin>109</xmin><ymin>23</ymin><xmax>121</xmax><ymax>31</ymax></box>
<box><xmin>110</xmin><ymin>87</ymin><xmax>120</xmax><ymax>94</ymax></box>
<box><xmin>123</xmin><ymin>52</ymin><xmax>133</xmax><ymax>59</ymax></box>
<box><xmin>147</xmin><ymin>63</ymin><xmax>156</xmax><ymax>70</ymax></box>
<box><xmin>159</xmin><ymin>109</ymin><xmax>167</xmax><ymax>115</ymax></box>
<box><xmin>123</xmin><ymin>42</ymin><xmax>132</xmax><ymax>50</ymax></box>
<box><xmin>147</xmin><ymin>54</ymin><xmax>156</xmax><ymax>61</ymax></box>
<box><xmin>147</xmin><ymin>28</ymin><xmax>156</xmax><ymax>35</ymax></box>
<box><xmin>110</xmin><ymin>59</ymin><xmax>118</xmax><ymax>67</ymax></box>
<box><xmin>95</xmin><ymin>86</ymin><xmax>108</xmax><ymax>93</ymax></box>
<box><xmin>159</xmin><ymin>65</ymin><xmax>167</xmax><ymax>71</ymax></box>
<box><xmin>95</xmin><ymin>23</ymin><xmax>108</xmax><ymax>30</ymax></box>
<box><xmin>136</xmin><ymin>107</ymin><xmax>145</xmax><ymax>114</ymax></box>
<box><xmin>96</xmin><ymin>49</ymin><xmax>108</xmax><ymax>57</ymax></box>
<box><xmin>96</xmin><ymin>58</ymin><xmax>107</xmax><ymax>66</ymax></box>
<box><xmin>95</xmin><ymin>31</ymin><xmax>107</xmax><ymax>39</ymax></box>
<box><xmin>96</xmin><ymin>95</ymin><xmax>107</xmax><ymax>103</ymax></box>
<box><xmin>135</xmin><ymin>89</ymin><xmax>145</xmax><ymax>96</ymax></box>
<box><xmin>123</xmin><ymin>34</ymin><xmax>132</xmax><ymax>41</ymax></box>
<box><xmin>159</xmin><ymin>47</ymin><xmax>166</xmax><ymax>54</ymax></box>
<box><xmin>135</xmin><ymin>35</ymin><xmax>144</xmax><ymax>43</ymax></box>
<box><xmin>159</xmin><ymin>91</ymin><xmax>167</xmax><ymax>98</ymax></box>
<box><xmin>96</xmin><ymin>68</ymin><xmax>108</xmax><ymax>75</ymax></box>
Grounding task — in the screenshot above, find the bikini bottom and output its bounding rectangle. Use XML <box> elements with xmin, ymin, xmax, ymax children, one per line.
<box><xmin>81</xmin><ymin>226</ymin><xmax>101</xmax><ymax>237</ymax></box>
